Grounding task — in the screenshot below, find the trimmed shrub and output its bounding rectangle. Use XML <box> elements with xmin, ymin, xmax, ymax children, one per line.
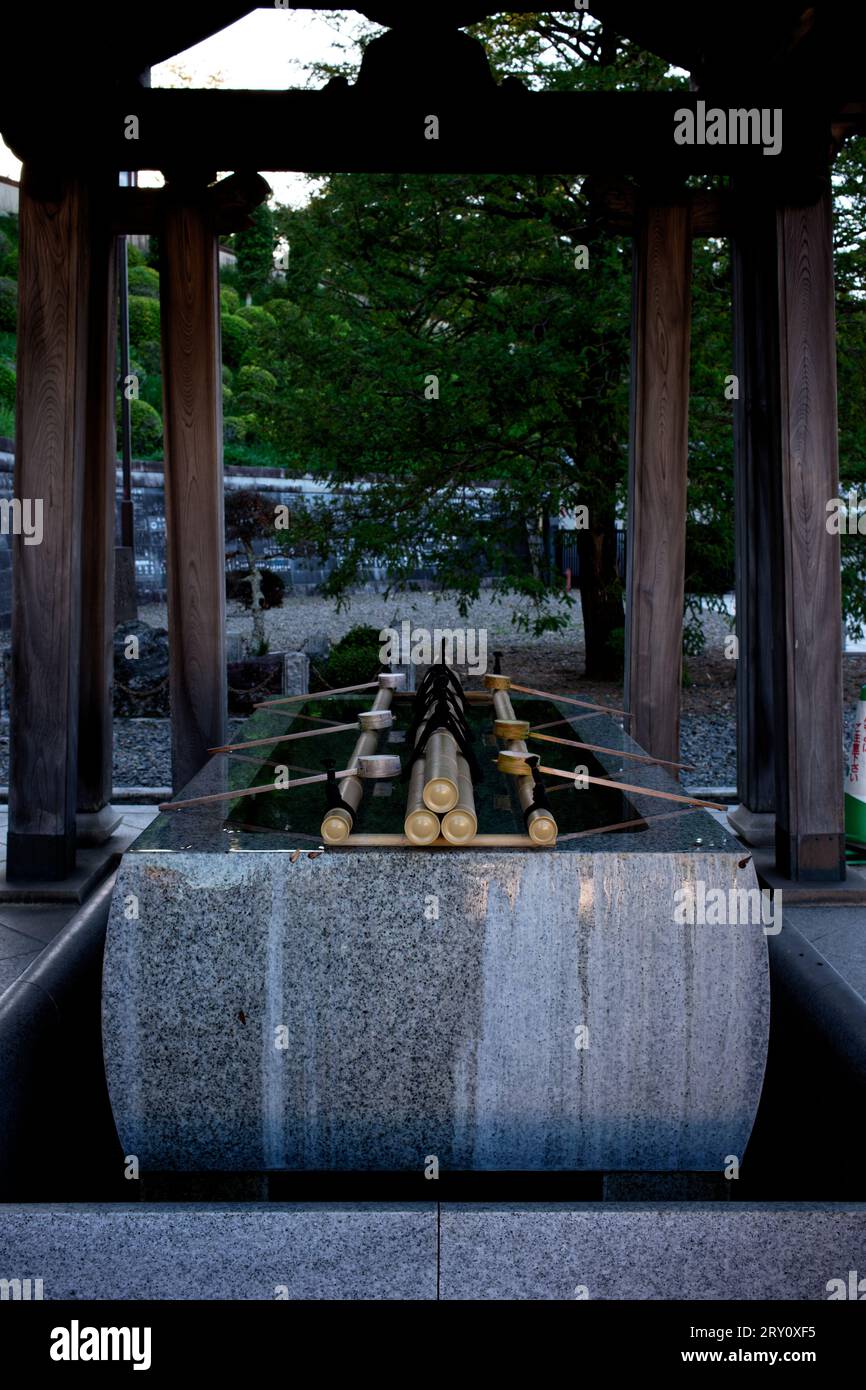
<box><xmin>128</xmin><ymin>294</ymin><xmax>161</xmax><ymax>348</ymax></box>
<box><xmin>220</xmin><ymin>285</ymin><xmax>241</xmax><ymax>315</ymax></box>
<box><xmin>128</xmin><ymin>398</ymin><xmax>163</xmax><ymax>455</ymax></box>
<box><xmin>226</xmin><ymin>567</ymin><xmax>285</xmax><ymax>610</ymax></box>
<box><xmin>263</xmin><ymin>299</ymin><xmax>300</xmax><ymax>327</ymax></box>
<box><xmin>224</xmin><ymin>415</ymin><xmax>249</xmax><ymax>445</ymax></box>
<box><xmin>235</xmin><ymin>364</ymin><xmax>277</xmax><ymax>413</ymax></box>
<box><xmin>0</xmin><ymin>359</ymin><xmax>15</xmax><ymax>409</ymax></box>
<box><xmin>128</xmin><ymin>265</ymin><xmax>160</xmax><ymax>299</ymax></box>
<box><xmin>220</xmin><ymin>313</ymin><xmax>252</xmax><ymax>368</ymax></box>
<box><xmin>237</xmin><ymin>304</ymin><xmax>276</xmax><ymax>334</ymax></box>
<box><xmin>0</xmin><ymin>277</ymin><xmax>17</xmax><ymax>332</ymax></box>
<box><xmin>140</xmin><ymin>374</ymin><xmax>163</xmax><ymax>411</ymax></box>
<box><xmin>316</xmin><ymin>625</ymin><xmax>383</xmax><ymax>691</ymax></box>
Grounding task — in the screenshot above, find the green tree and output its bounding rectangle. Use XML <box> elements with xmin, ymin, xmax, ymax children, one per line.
<box><xmin>271</xmin><ymin>168</ymin><xmax>634</xmax><ymax>658</ymax></box>
<box><xmin>225</xmin><ymin>488</ymin><xmax>278</xmax><ymax>653</ymax></box>
<box><xmin>833</xmin><ymin>136</ymin><xmax>866</xmax><ymax>638</ymax></box>
<box><xmin>233</xmin><ymin>204</ymin><xmax>276</xmax><ymax>304</ymax></box>
<box><xmin>267</xmin><ymin>17</ymin><xmax>690</xmax><ymax>668</ymax></box>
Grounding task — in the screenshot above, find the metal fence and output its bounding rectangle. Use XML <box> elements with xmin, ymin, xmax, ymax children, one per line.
<box><xmin>559</xmin><ymin>527</ymin><xmax>627</xmax><ymax>585</ymax></box>
<box><xmin>0</xmin><ymin>452</ymin><xmax>630</xmax><ymax>625</ymax></box>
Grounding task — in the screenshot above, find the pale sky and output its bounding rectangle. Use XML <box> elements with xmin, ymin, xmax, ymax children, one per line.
<box><xmin>0</xmin><ymin>8</ymin><xmax>378</xmax><ymax>206</ymax></box>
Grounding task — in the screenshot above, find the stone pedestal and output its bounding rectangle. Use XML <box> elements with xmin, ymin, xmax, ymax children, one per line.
<box><xmin>282</xmin><ymin>651</ymin><xmax>309</xmax><ymax>697</ymax></box>
<box><xmin>727</xmin><ymin>803</ymin><xmax>776</xmax><ymax>847</ymax></box>
<box><xmin>103</xmin><ymin>832</ymin><xmax>769</xmax><ymax>1173</ymax></box>
<box><xmin>114</xmin><ymin>546</ymin><xmax>137</xmax><ymax>625</ymax></box>
<box><xmin>75</xmin><ymin>804</ymin><xmax>122</xmax><ymax>847</ymax></box>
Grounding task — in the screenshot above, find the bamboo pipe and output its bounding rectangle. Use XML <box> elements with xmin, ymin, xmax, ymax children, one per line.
<box><xmin>495</xmin><ymin>750</ymin><xmax>727</xmax><ymax>811</ymax></box>
<box><xmin>211</xmin><ymin>708</ymin><xmax>391</xmax><ymax>756</ymax></box>
<box><xmin>492</xmin><ymin>688</ymin><xmax>558</xmax><ymax>846</ymax></box>
<box><xmin>160</xmin><ymin>765</ymin><xmax>356</xmax><ymax>812</ymax></box>
<box><xmin>423</xmin><ymin>727</ymin><xmax>460</xmax><ymax>813</ymax></box>
<box><xmin>484</xmin><ymin>672</ymin><xmax>627</xmax><ymax>719</ymax></box>
<box><xmin>255</xmin><ymin>679</ymin><xmax>379</xmax><ymax>710</ymax></box>
<box><xmin>404</xmin><ymin>758</ymin><xmax>442</xmax><ymax>845</ymax></box>
<box><xmin>528</xmin><ymin>728</ymin><xmax>694</xmax><ymax>772</ymax></box>
<box><xmin>441</xmin><ymin>755</ymin><xmax>478</xmax><ymax>844</ymax></box>
<box><xmin>159</xmin><ymin>756</ymin><xmax>401</xmax><ymax>813</ymax></box>
<box><xmin>320</xmin><ymin>684</ymin><xmax>394</xmax><ymax>844</ymax></box>
<box><xmin>211</xmin><ymin>723</ymin><xmax>357</xmax><ymax>755</ymax></box>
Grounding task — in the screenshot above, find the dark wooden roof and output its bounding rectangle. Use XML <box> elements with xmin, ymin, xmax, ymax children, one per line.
<box><xmin>1</xmin><ymin>1</ymin><xmax>864</xmax><ymax>167</ymax></box>
<box><xmin>0</xmin><ymin>2</ymin><xmax>863</xmax><ymax>83</ymax></box>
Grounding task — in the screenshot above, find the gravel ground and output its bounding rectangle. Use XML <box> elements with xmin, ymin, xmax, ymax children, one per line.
<box><xmin>140</xmin><ymin>591</ymin><xmax>585</xmax><ymax>657</ymax></box>
<box><xmin>680</xmin><ymin>713</ymin><xmax>737</xmax><ymax>788</ymax></box>
<box><xmin>0</xmin><ymin>597</ymin><xmax>861</xmax><ymax>791</ymax></box>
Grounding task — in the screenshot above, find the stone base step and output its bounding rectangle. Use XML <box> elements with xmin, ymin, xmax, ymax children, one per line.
<box><xmin>1</xmin><ymin>1203</ymin><xmax>864</xmax><ymax>1300</ymax></box>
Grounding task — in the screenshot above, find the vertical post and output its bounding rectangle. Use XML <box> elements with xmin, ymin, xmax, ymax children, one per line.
<box><xmin>771</xmin><ymin>188</ymin><xmax>845</xmax><ymax>881</ymax></box>
<box><xmin>114</xmin><ymin>230</ymin><xmax>138</xmax><ymax>628</ymax></box>
<box><xmin>728</xmin><ymin>190</ymin><xmax>778</xmax><ymax>845</ymax></box>
<box><xmin>7</xmin><ymin>168</ymin><xmax>90</xmax><ymax>880</ymax></box>
<box><xmin>76</xmin><ymin>188</ymin><xmax>121</xmax><ymax>844</ymax></box>
<box><xmin>159</xmin><ymin>183</ymin><xmax>227</xmax><ymax>791</ymax></box>
<box><xmin>625</xmin><ymin>201</ymin><xmax>693</xmax><ymax>768</ymax></box>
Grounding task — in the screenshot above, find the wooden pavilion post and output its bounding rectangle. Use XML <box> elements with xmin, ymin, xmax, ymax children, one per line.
<box><xmin>728</xmin><ymin>188</ymin><xmax>779</xmax><ymax>846</ymax></box>
<box><xmin>159</xmin><ymin>179</ymin><xmax>227</xmax><ymax>792</ymax></box>
<box><xmin>7</xmin><ymin>167</ymin><xmax>91</xmax><ymax>880</ymax></box>
<box><xmin>770</xmin><ymin>187</ymin><xmax>845</xmax><ymax>881</ymax></box>
<box><xmin>625</xmin><ymin>199</ymin><xmax>693</xmax><ymax>770</ymax></box>
<box><xmin>76</xmin><ymin>188</ymin><xmax>121</xmax><ymax>845</ymax></box>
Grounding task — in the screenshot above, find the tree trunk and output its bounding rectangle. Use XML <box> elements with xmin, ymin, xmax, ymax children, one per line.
<box><xmin>245</xmin><ymin>540</ymin><xmax>267</xmax><ymax>654</ymax></box>
<box><xmin>577</xmin><ymin>514</ymin><xmax>624</xmax><ymax>680</ymax></box>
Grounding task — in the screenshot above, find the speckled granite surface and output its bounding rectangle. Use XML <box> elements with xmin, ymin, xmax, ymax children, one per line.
<box><xmin>3</xmin><ymin>1202</ymin><xmax>863</xmax><ymax>1300</ymax></box>
<box><xmin>438</xmin><ymin>1204</ymin><xmax>866</xmax><ymax>1301</ymax></box>
<box><xmin>0</xmin><ymin>1203</ymin><xmax>436</xmax><ymax>1300</ymax></box>
<box><xmin>102</xmin><ymin>843</ymin><xmax>769</xmax><ymax>1171</ymax></box>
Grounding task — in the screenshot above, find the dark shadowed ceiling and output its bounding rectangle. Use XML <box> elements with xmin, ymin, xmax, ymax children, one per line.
<box><xmin>0</xmin><ymin>3</ymin><xmax>862</xmax><ymax>85</ymax></box>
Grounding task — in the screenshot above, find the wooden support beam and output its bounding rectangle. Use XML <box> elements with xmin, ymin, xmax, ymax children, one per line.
<box><xmin>771</xmin><ymin>188</ymin><xmax>845</xmax><ymax>881</ymax></box>
<box><xmin>624</xmin><ymin>201</ymin><xmax>693</xmax><ymax>770</ymax></box>
<box><xmin>729</xmin><ymin>188</ymin><xmax>779</xmax><ymax>838</ymax></box>
<box><xmin>159</xmin><ymin>183</ymin><xmax>227</xmax><ymax>792</ymax></box>
<box><xmin>7</xmin><ymin>169</ymin><xmax>90</xmax><ymax>880</ymax></box>
<box><xmin>2</xmin><ymin>90</ymin><xmax>829</xmax><ymax>187</ymax></box>
<box><xmin>76</xmin><ymin>189</ymin><xmax>119</xmax><ymax>834</ymax></box>
<box><xmin>111</xmin><ymin>172</ymin><xmax>272</xmax><ymax>236</ymax></box>
<box><xmin>585</xmin><ymin>177</ymin><xmax>730</xmax><ymax>238</ymax></box>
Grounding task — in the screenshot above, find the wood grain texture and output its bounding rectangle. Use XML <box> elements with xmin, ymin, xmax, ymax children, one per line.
<box><xmin>731</xmin><ymin>192</ymin><xmax>778</xmax><ymax>816</ymax></box>
<box><xmin>773</xmin><ymin>190</ymin><xmax>845</xmax><ymax>879</ymax></box>
<box><xmin>7</xmin><ymin>169</ymin><xmax>90</xmax><ymax>876</ymax></box>
<box><xmin>77</xmin><ymin>195</ymin><xmax>117</xmax><ymax>815</ymax></box>
<box><xmin>624</xmin><ymin>202</ymin><xmax>692</xmax><ymax>770</ymax></box>
<box><xmin>160</xmin><ymin>191</ymin><xmax>227</xmax><ymax>792</ymax></box>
